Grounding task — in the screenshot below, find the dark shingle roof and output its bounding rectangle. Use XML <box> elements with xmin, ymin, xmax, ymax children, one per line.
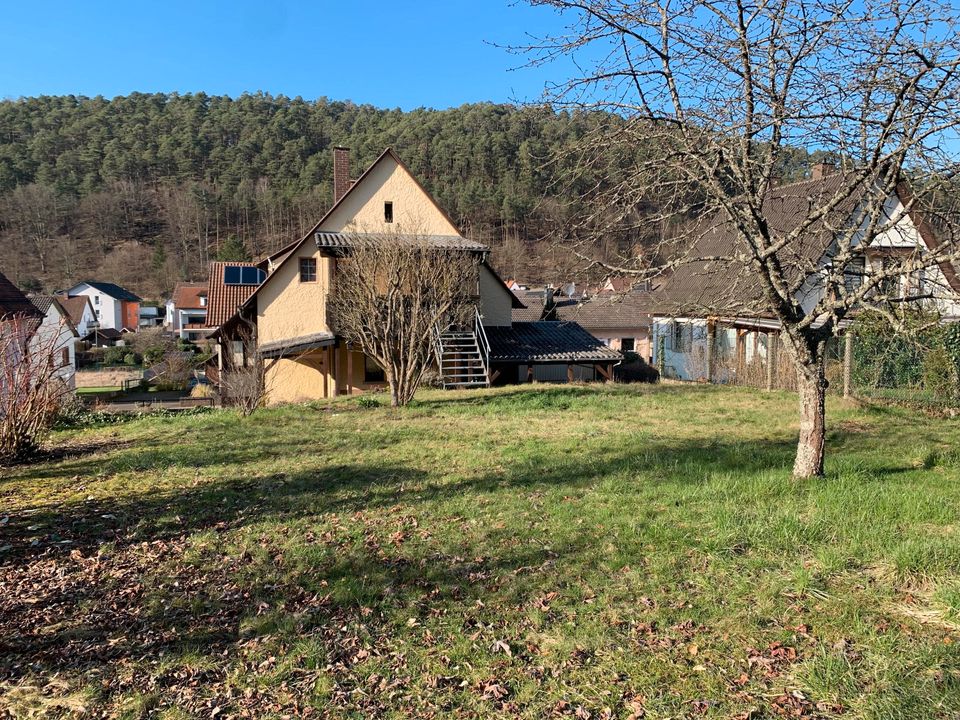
<box><xmin>656</xmin><ymin>172</ymin><xmax>866</xmax><ymax>315</ymax></box>
<box><xmin>314</xmin><ymin>232</ymin><xmax>488</xmax><ymax>253</ymax></box>
<box><xmin>486</xmin><ymin>322</ymin><xmax>621</xmax><ymax>363</ymax></box>
<box><xmin>74</xmin><ymin>281</ymin><xmax>141</xmax><ymax>302</ymax></box>
<box><xmin>0</xmin><ymin>272</ymin><xmax>42</xmax><ymax>319</ymax></box>
<box><xmin>512</xmin><ymin>290</ymin><xmax>548</xmax><ymax>322</ymax></box>
<box><xmin>28</xmin><ymin>295</ymin><xmax>53</xmax><ymax>314</ymax></box>
<box><xmin>553</xmin><ymin>292</ymin><xmax>655</xmax><ymax>331</ymax></box>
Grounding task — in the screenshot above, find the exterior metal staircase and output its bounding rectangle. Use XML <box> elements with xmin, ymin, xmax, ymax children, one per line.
<box><xmin>433</xmin><ymin>308</ymin><xmax>491</xmax><ymax>389</ymax></box>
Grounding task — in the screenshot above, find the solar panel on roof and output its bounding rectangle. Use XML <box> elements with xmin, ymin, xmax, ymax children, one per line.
<box><xmin>223</xmin><ymin>266</ymin><xmax>265</xmax><ymax>286</ymax></box>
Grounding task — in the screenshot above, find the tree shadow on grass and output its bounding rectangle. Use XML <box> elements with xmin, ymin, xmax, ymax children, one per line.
<box><xmin>0</xmin><ymin>420</ymin><xmax>928</xmax><ymax>714</ymax></box>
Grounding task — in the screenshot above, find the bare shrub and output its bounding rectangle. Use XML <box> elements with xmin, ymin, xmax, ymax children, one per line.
<box><xmin>0</xmin><ymin>314</ymin><xmax>72</xmax><ymax>463</ymax></box>
<box><xmin>218</xmin><ymin>321</ymin><xmax>266</xmax><ymax>416</ymax></box>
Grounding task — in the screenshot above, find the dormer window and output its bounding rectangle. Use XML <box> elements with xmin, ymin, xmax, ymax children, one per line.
<box><xmin>199</xmin><ymin>295</ymin><xmax>207</xmax><ymax>307</ymax></box>
<box><xmin>384</xmin><ymin>201</ymin><xmax>394</xmax><ymax>223</ymax></box>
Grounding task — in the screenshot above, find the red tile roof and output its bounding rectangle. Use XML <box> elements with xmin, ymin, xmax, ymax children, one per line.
<box><xmin>56</xmin><ymin>295</ymin><xmax>93</xmax><ymax>328</ymax></box>
<box><xmin>206</xmin><ymin>262</ymin><xmax>260</xmax><ymax>328</ymax></box>
<box><xmin>171</xmin><ymin>282</ymin><xmax>208</xmax><ymax>310</ymax></box>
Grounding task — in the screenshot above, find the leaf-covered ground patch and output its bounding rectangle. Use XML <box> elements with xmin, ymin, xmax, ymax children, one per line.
<box><xmin>1</xmin><ymin>384</ymin><xmax>959</xmax><ymax>718</ymax></box>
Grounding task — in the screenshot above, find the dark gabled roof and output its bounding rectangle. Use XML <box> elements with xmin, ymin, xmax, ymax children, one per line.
<box><xmin>28</xmin><ymin>294</ymin><xmax>53</xmax><ymax>315</ymax></box>
<box><xmin>486</xmin><ymin>322</ymin><xmax>622</xmax><ymax>364</ymax></box>
<box><xmin>553</xmin><ymin>291</ymin><xmax>656</xmax><ymax>331</ymax></box>
<box><xmin>72</xmin><ymin>281</ymin><xmax>141</xmax><ymax>302</ymax></box>
<box><xmin>83</xmin><ymin>327</ymin><xmax>123</xmax><ymax>342</ymax></box>
<box><xmin>0</xmin><ymin>272</ymin><xmax>42</xmax><ymax>320</ymax></box>
<box><xmin>656</xmin><ymin>172</ymin><xmax>866</xmax><ymax>316</ymax></box>
<box><xmin>314</xmin><ymin>232</ymin><xmax>488</xmax><ymax>253</ymax></box>
<box><xmin>206</xmin><ymin>262</ymin><xmax>261</xmax><ymax>328</ymax></box>
<box><xmin>512</xmin><ymin>290</ymin><xmax>549</xmax><ymax>322</ymax></box>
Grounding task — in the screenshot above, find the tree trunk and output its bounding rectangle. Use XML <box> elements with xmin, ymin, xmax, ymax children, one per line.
<box><xmin>793</xmin><ymin>359</ymin><xmax>827</xmax><ymax>478</ymax></box>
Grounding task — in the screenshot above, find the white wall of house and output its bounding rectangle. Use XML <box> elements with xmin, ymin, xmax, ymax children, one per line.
<box><xmin>69</xmin><ymin>284</ymin><xmax>122</xmax><ymax>330</ymax></box>
<box><xmin>650</xmin><ymin>318</ymin><xmax>713</xmax><ymax>381</ymax></box>
<box><xmin>32</xmin><ymin>304</ymin><xmax>76</xmax><ymax>391</ymax></box>
<box><xmin>798</xmin><ymin>192</ymin><xmax>960</xmax><ymax>317</ymax></box>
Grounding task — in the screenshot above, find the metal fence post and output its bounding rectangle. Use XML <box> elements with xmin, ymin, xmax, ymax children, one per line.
<box><xmin>706</xmin><ymin>322</ymin><xmax>715</xmax><ymax>383</ymax></box>
<box><xmin>843</xmin><ymin>331</ymin><xmax>853</xmax><ymax>399</ymax></box>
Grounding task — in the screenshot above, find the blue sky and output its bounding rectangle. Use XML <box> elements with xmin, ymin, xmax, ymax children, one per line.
<box><xmin>1</xmin><ymin>1</ymin><xmax>571</xmax><ymax>108</ymax></box>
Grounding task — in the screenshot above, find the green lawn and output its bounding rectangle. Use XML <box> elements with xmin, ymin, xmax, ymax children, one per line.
<box><xmin>75</xmin><ymin>385</ymin><xmax>122</xmax><ymax>395</ymax></box>
<box><xmin>2</xmin><ymin>384</ymin><xmax>959</xmax><ymax>719</ymax></box>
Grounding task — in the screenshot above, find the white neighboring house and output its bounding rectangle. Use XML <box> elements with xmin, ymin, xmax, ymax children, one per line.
<box><xmin>651</xmin><ymin>169</ymin><xmax>960</xmax><ymax>381</ymax></box>
<box><xmin>165</xmin><ymin>282</ymin><xmax>209</xmax><ymax>341</ymax></box>
<box><xmin>28</xmin><ymin>295</ymin><xmax>77</xmax><ymax>390</ymax></box>
<box><xmin>65</xmin><ymin>281</ymin><xmax>141</xmax><ymax>331</ymax></box>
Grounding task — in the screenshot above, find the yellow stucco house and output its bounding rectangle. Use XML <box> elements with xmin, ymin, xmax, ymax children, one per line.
<box><xmin>208</xmin><ymin>147</ymin><xmax>620</xmax><ymax>405</ymax></box>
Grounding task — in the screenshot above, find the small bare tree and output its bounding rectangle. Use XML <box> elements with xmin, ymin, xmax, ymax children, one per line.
<box><xmin>0</xmin><ymin>313</ymin><xmax>72</xmax><ymax>463</ymax></box>
<box><xmin>218</xmin><ymin>320</ymin><xmax>267</xmax><ymax>416</ymax></box>
<box><xmin>521</xmin><ymin>0</ymin><xmax>960</xmax><ymax>477</ymax></box>
<box><xmin>330</xmin><ymin>234</ymin><xmax>481</xmax><ymax>407</ymax></box>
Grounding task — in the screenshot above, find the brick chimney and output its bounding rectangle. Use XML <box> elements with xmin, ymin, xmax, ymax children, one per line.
<box><xmin>810</xmin><ymin>162</ymin><xmax>836</xmax><ymax>181</ymax></box>
<box><xmin>333</xmin><ymin>146</ymin><xmax>351</xmax><ymax>204</ymax></box>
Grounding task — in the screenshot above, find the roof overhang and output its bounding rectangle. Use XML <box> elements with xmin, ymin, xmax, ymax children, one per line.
<box><xmin>259</xmin><ymin>331</ymin><xmax>336</xmax><ymax>359</ymax></box>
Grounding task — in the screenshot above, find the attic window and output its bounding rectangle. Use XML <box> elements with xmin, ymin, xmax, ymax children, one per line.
<box><xmin>384</xmin><ymin>201</ymin><xmax>394</xmax><ymax>223</ymax></box>
<box><xmin>299</xmin><ymin>257</ymin><xmax>318</xmax><ymax>283</ymax></box>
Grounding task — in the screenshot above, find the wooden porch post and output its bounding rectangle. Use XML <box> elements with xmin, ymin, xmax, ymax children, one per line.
<box><xmin>346</xmin><ymin>345</ymin><xmax>354</xmax><ymax>395</ymax></box>
<box><xmin>331</xmin><ymin>344</ymin><xmax>339</xmax><ymax>398</ymax></box>
<box><xmin>765</xmin><ymin>332</ymin><xmax>776</xmax><ymax>391</ymax></box>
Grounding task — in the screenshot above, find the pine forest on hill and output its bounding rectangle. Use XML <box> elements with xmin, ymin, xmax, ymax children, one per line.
<box><xmin>0</xmin><ymin>93</ymin><xmax>820</xmax><ymax>299</ymax></box>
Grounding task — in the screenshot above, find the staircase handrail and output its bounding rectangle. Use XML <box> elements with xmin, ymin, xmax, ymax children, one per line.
<box><xmin>474</xmin><ymin>306</ymin><xmax>490</xmax><ymax>380</ymax></box>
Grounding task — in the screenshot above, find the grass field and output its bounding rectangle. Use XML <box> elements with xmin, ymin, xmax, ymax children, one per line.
<box><xmin>2</xmin><ymin>384</ymin><xmax>959</xmax><ymax>718</ymax></box>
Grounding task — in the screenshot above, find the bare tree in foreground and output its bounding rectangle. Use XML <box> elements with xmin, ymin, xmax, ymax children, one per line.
<box><xmin>330</xmin><ymin>235</ymin><xmax>480</xmax><ymax>407</ymax></box>
<box><xmin>0</xmin><ymin>314</ymin><xmax>72</xmax><ymax>463</ymax></box>
<box><xmin>218</xmin><ymin>320</ymin><xmax>267</xmax><ymax>416</ymax></box>
<box><xmin>523</xmin><ymin>0</ymin><xmax>960</xmax><ymax>477</ymax></box>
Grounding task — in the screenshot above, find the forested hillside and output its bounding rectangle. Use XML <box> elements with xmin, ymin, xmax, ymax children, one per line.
<box><xmin>0</xmin><ymin>93</ymin><xmax>815</xmax><ymax>298</ymax></box>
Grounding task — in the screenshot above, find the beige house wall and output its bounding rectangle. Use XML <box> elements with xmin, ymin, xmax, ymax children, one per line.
<box><xmin>321</xmin><ymin>156</ymin><xmax>460</xmax><ymax>236</ymax></box>
<box><xmin>478</xmin><ymin>264</ymin><xmax>513</xmax><ymax>327</ymax></box>
<box><xmin>265</xmin><ymin>351</ymin><xmax>332</xmax><ymax>405</ymax></box>
<box><xmin>264</xmin><ymin>345</ymin><xmax>387</xmax><ymax>405</ymax></box>
<box><xmin>257</xmin><ymin>247</ymin><xmax>334</xmax><ymax>345</ymax></box>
